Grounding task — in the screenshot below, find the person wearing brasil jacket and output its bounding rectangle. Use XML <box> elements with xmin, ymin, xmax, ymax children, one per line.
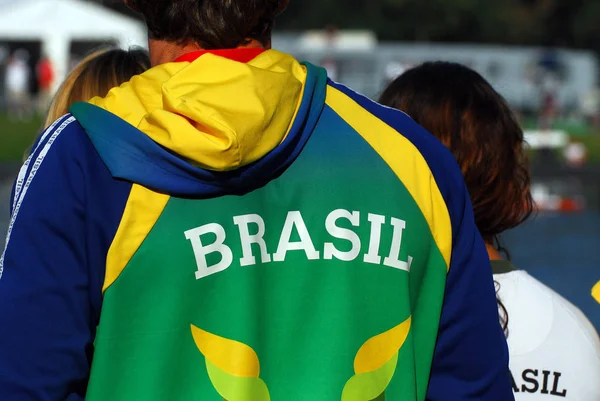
<box><xmin>0</xmin><ymin>1</ymin><xmax>513</xmax><ymax>400</ymax></box>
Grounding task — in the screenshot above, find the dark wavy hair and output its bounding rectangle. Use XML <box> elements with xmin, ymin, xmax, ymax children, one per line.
<box><xmin>379</xmin><ymin>61</ymin><xmax>535</xmax><ymax>334</ymax></box>
<box><xmin>126</xmin><ymin>0</ymin><xmax>288</xmax><ymax>49</ymax></box>
<box><xmin>380</xmin><ymin>61</ymin><xmax>534</xmax><ymax>245</ymax></box>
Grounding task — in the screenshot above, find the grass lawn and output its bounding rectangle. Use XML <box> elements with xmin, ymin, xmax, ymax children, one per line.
<box><xmin>0</xmin><ymin>115</ymin><xmax>44</xmax><ymax>164</ymax></box>
<box><xmin>580</xmin><ymin>134</ymin><xmax>600</xmax><ymax>163</ymax></box>
<box><xmin>521</xmin><ymin>118</ymin><xmax>594</xmax><ymax>138</ymax></box>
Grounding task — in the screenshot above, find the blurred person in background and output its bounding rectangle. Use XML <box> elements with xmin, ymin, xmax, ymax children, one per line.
<box><xmin>5</xmin><ymin>48</ymin><xmax>31</xmax><ymax>121</ymax></box>
<box><xmin>580</xmin><ymin>86</ymin><xmax>600</xmax><ymax>128</ymax></box>
<box><xmin>0</xmin><ymin>45</ymin><xmax>8</xmax><ymax>110</ymax></box>
<box><xmin>539</xmin><ymin>90</ymin><xmax>559</xmax><ymax>131</ymax></box>
<box><xmin>42</xmin><ymin>47</ymin><xmax>150</xmax><ymax>128</ymax></box>
<box><xmin>563</xmin><ymin>139</ymin><xmax>588</xmax><ymax>168</ymax></box>
<box><xmin>21</xmin><ymin>47</ymin><xmax>150</xmax><ymax>161</ymax></box>
<box><xmin>35</xmin><ymin>53</ymin><xmax>55</xmax><ymax>115</ymax></box>
<box><xmin>380</xmin><ymin>61</ymin><xmax>600</xmax><ymax>401</ymax></box>
<box><xmin>321</xmin><ymin>24</ymin><xmax>340</xmax><ymax>81</ymax></box>
<box><xmin>0</xmin><ymin>1</ymin><xmax>513</xmax><ymax>400</ymax></box>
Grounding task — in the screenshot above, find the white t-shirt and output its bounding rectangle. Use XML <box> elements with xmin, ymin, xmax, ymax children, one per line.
<box><xmin>493</xmin><ymin>261</ymin><xmax>600</xmax><ymax>401</ymax></box>
<box><xmin>5</xmin><ymin>59</ymin><xmax>30</xmax><ymax>94</ymax></box>
<box><xmin>564</xmin><ymin>142</ymin><xmax>587</xmax><ymax>167</ymax></box>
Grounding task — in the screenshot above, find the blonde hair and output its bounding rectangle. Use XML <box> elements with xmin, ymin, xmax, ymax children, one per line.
<box><xmin>43</xmin><ymin>47</ymin><xmax>150</xmax><ymax>128</ymax></box>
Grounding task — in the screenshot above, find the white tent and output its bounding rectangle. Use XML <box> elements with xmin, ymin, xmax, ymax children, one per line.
<box><xmin>0</xmin><ymin>0</ymin><xmax>147</xmax><ymax>91</ymax></box>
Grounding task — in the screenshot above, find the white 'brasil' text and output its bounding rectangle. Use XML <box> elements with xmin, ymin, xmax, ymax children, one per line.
<box><xmin>184</xmin><ymin>209</ymin><xmax>413</xmax><ymax>280</ymax></box>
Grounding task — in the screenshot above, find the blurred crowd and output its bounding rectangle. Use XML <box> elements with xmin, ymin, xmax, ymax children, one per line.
<box><xmin>0</xmin><ymin>47</ymin><xmax>54</xmax><ymax>120</ymax></box>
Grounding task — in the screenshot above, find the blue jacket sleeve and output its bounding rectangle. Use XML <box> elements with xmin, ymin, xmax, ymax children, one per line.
<box><xmin>426</xmin><ymin>181</ymin><xmax>513</xmax><ymax>401</ymax></box>
<box><xmin>0</xmin><ymin>116</ymin><xmax>130</xmax><ymax>401</ymax></box>
<box><xmin>396</xmin><ymin>110</ymin><xmax>513</xmax><ymax>400</ymax></box>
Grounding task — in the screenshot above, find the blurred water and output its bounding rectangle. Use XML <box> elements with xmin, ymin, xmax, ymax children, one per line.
<box><xmin>0</xmin><ymin>178</ymin><xmax>598</xmax><ymax>332</ymax></box>
<box><xmin>503</xmin><ymin>212</ymin><xmax>600</xmax><ymax>332</ymax></box>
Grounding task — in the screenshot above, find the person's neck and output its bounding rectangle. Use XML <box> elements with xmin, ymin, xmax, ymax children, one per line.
<box><xmin>148</xmin><ymin>39</ymin><xmax>267</xmax><ymax>66</ymax></box>
<box><xmin>486</xmin><ymin>243</ymin><xmax>503</xmax><ymax>261</ymax></box>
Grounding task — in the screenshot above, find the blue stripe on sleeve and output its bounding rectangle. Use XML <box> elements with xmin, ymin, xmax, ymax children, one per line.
<box><xmin>11</xmin><ymin>114</ymin><xmax>71</xmax><ymax>214</ymax></box>
<box><xmin>0</xmin><ymin>116</ymin><xmax>131</xmax><ymax>401</ymax></box>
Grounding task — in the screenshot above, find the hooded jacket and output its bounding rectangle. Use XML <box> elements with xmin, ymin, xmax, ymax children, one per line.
<box><xmin>0</xmin><ymin>49</ymin><xmax>512</xmax><ymax>401</ymax></box>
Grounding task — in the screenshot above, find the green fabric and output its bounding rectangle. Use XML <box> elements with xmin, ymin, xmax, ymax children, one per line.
<box><xmin>86</xmin><ymin>115</ymin><xmax>448</xmax><ymax>400</ymax></box>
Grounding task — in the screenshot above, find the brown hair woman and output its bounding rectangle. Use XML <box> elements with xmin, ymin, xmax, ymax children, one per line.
<box><xmin>380</xmin><ymin>61</ymin><xmax>600</xmax><ymax>400</ymax></box>
<box><xmin>44</xmin><ymin>47</ymin><xmax>150</xmax><ymax>128</ymax></box>
<box><xmin>22</xmin><ymin>47</ymin><xmax>149</xmax><ymax>161</ymax></box>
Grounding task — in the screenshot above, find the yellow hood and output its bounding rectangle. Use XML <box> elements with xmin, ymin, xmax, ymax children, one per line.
<box><xmin>90</xmin><ymin>50</ymin><xmax>307</xmax><ymax>171</ymax></box>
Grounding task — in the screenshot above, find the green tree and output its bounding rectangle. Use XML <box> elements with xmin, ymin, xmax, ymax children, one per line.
<box><xmin>277</xmin><ymin>0</ymin><xmax>600</xmax><ymax>55</ymax></box>
<box><xmin>98</xmin><ymin>0</ymin><xmax>600</xmax><ymax>55</ymax></box>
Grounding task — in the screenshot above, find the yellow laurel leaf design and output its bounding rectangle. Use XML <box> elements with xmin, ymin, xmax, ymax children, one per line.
<box><xmin>342</xmin><ymin>352</ymin><xmax>398</xmax><ymax>401</ymax></box>
<box><xmin>205</xmin><ymin>360</ymin><xmax>270</xmax><ymax>401</ymax></box>
<box><xmin>354</xmin><ymin>317</ymin><xmax>411</xmax><ymax>374</ymax></box>
<box><xmin>190</xmin><ymin>324</ymin><xmax>260</xmax><ymax>377</ymax></box>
